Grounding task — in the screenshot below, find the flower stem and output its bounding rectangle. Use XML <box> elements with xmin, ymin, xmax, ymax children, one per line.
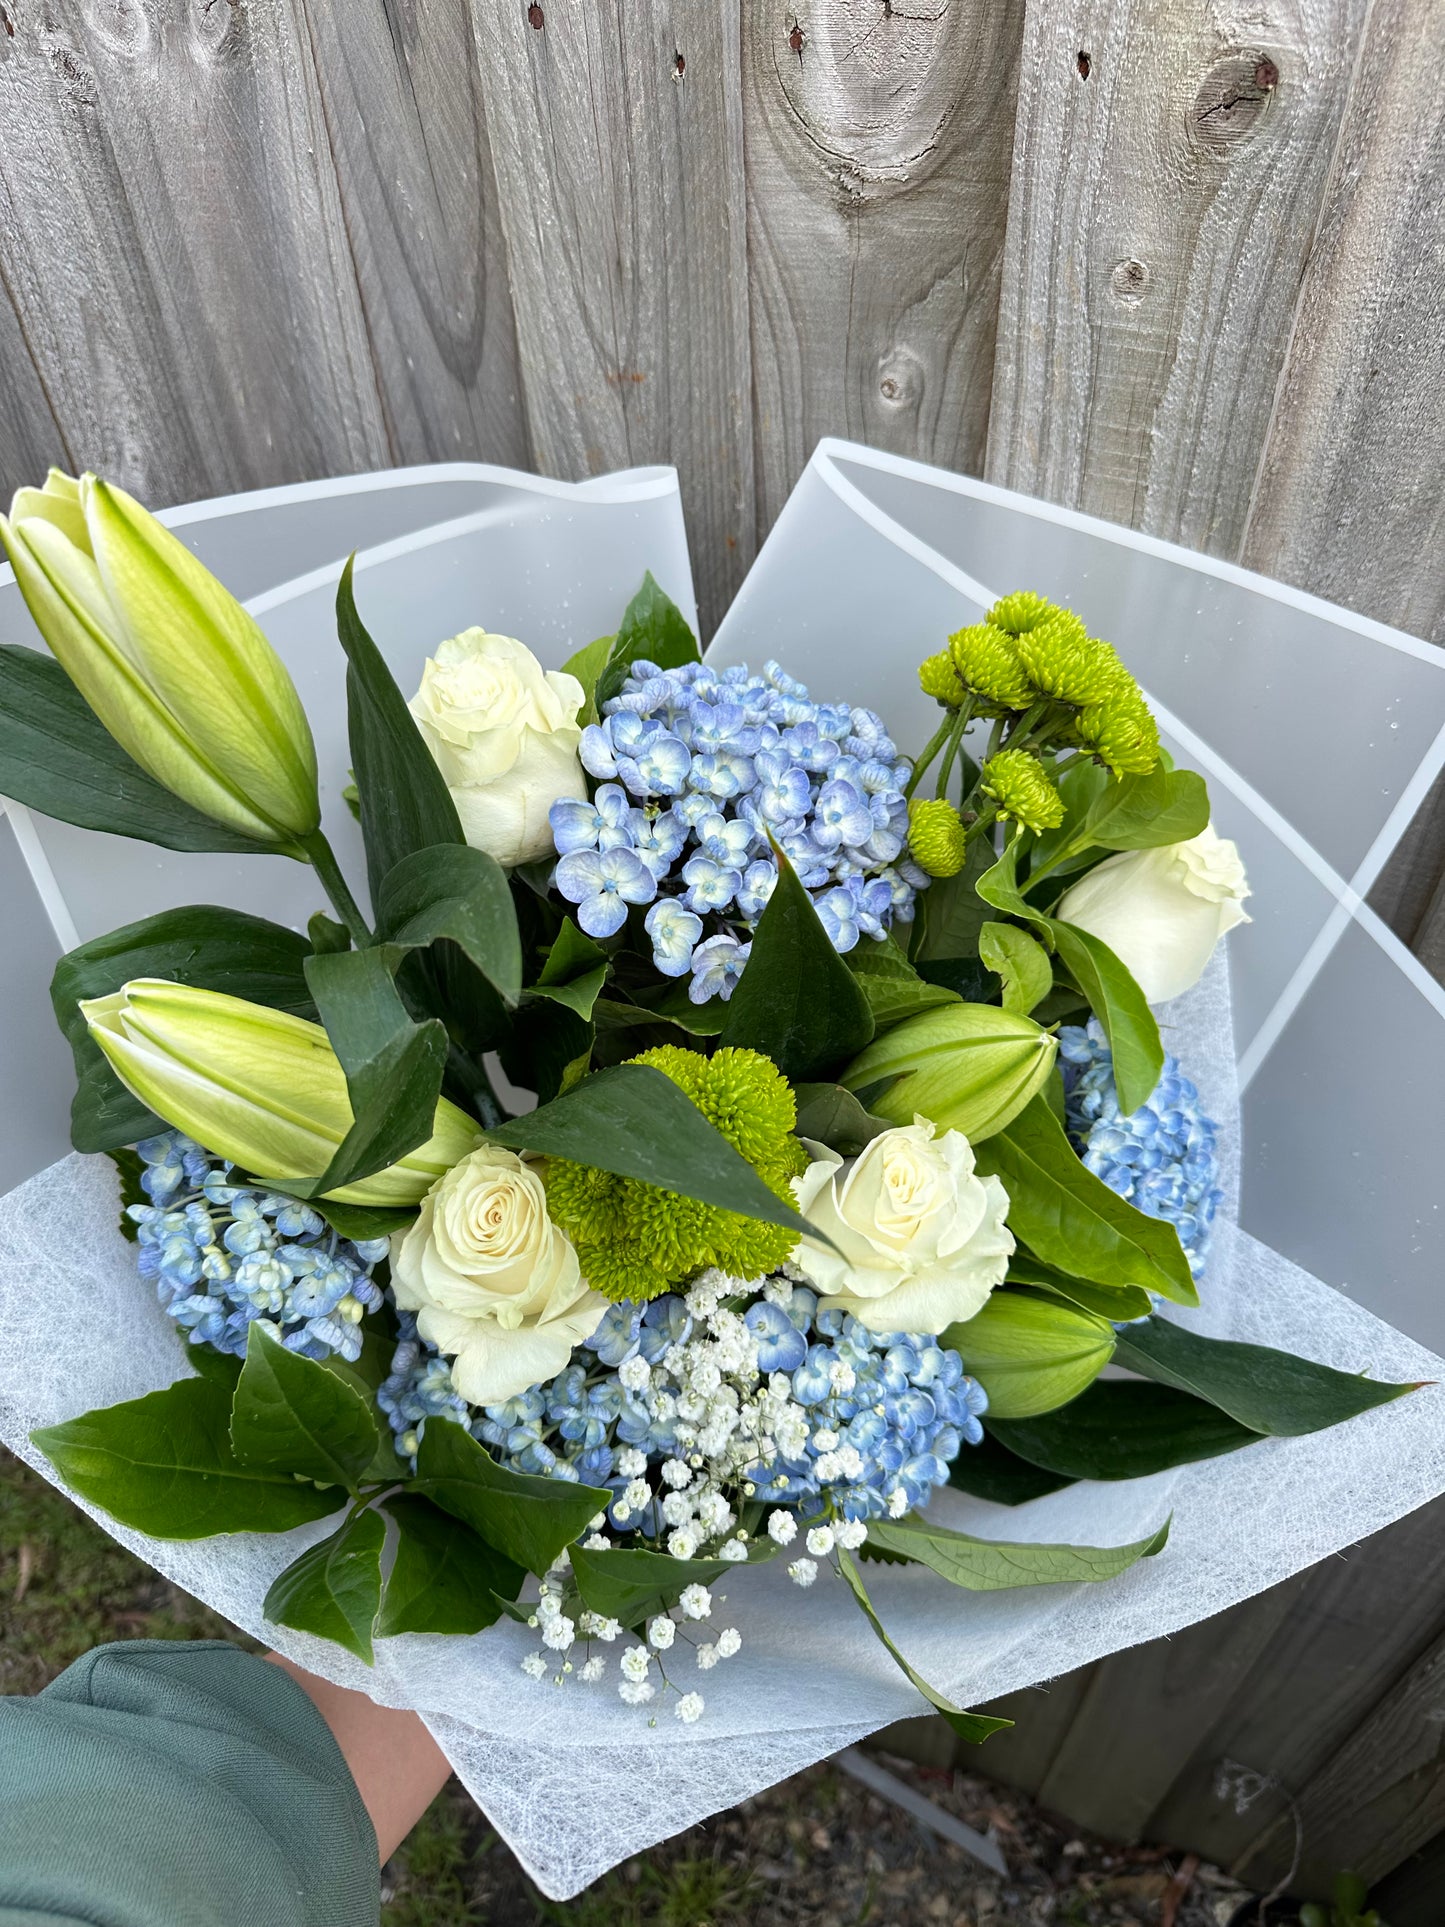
<box><xmin>904</xmin><ymin>712</ymin><xmax>957</xmax><ymax>801</ymax></box>
<box><xmin>300</xmin><ymin>831</ymin><xmax>372</xmax><ymax>948</ymax></box>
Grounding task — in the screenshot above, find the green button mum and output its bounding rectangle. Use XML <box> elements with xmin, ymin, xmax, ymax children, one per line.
<box><xmin>981</xmin><ymin>748</ymin><xmax>1066</xmax><ymax>834</ymax></box>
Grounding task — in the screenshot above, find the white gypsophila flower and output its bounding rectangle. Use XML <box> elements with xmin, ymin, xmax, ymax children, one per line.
<box><xmin>583</xmin><ymin>1533</ymin><xmax>611</xmax><ymax>1550</ymax></box>
<box><xmin>806</xmin><ymin>1526</ymin><xmax>835</xmax><ymax>1556</ymax></box>
<box><xmin>661</xmin><ymin>1490</ymin><xmax>695</xmax><ymax>1528</ymax></box>
<box><xmin>813</xmin><ymin>1451</ymin><xmax>843</xmax><ymax>1483</ymax></box>
<box><xmin>685</xmin><ymin>1276</ymin><xmax>721</xmax><ymax>1317</ymax></box>
<box><xmin>392</xmin><ymin>1144</ymin><xmax>605</xmax><ymax>1405</ymax></box>
<box><xmin>521</xmin><ymin>1653</ymin><xmax>547</xmax><ymax>1680</ymax></box>
<box><xmin>620</xmin><ymin>1645</ymin><xmax>651</xmax><ymax>1682</ymax></box>
<box><xmin>715</xmin><ymin>1628</ymin><xmax>741</xmax><ymax>1658</ymax></box>
<box><xmin>767</xmin><ymin>1510</ymin><xmax>798</xmax><ymax>1546</ymax></box>
<box><xmin>811</xmin><ymin>1427</ymin><xmax>839</xmax><ymax>1453</ymax></box>
<box><xmin>719</xmin><ymin>1539</ymin><xmax>748</xmax><ymax>1563</ymax></box>
<box><xmin>648</xmin><ymin>1616</ymin><xmax>676</xmax><ymax>1651</ymax></box>
<box><xmin>616</xmin><ymin>1448</ymin><xmax>647</xmax><ymax>1479</ymax></box>
<box><xmin>696</xmin><ymin>1644</ymin><xmax>719</xmax><ymax>1671</ymax></box>
<box><xmin>588</xmin><ymin>1510</ymin><xmax>608</xmax><ymax>1531</ymax></box>
<box><xmin>661</xmin><ymin>1458</ymin><xmax>692</xmax><ymax>1489</ymax></box>
<box><xmin>888</xmin><ymin>1486</ymin><xmax>910</xmax><ymax>1518</ymax></box>
<box><xmin>623</xmin><ymin>1478</ymin><xmax>651</xmax><ymax>1512</ymax></box>
<box><xmin>679</xmin><ymin>1584</ymin><xmax>712</xmax><ymax>1621</ymax></box>
<box><xmin>668</xmin><ymin>1527</ymin><xmax>700</xmax><ymax>1560</ymax></box>
<box><xmin>579</xmin><ymin>1657</ymin><xmax>606</xmax><ymax>1684</ymax></box>
<box><xmin>836</xmin><ymin>1519</ymin><xmax>868</xmax><ymax>1550</ymax></box>
<box><xmin>536</xmin><ymin>1593</ymin><xmax>561</xmax><ymax>1622</ymax></box>
<box><xmin>541</xmin><ymin>1616</ymin><xmax>576</xmax><ymax>1652</ymax></box>
<box><xmin>619</xmin><ymin>1679</ymin><xmax>655</xmax><ymax>1705</ymax></box>
<box><xmin>595</xmin><ymin>1618</ymin><xmax>622</xmax><ymax>1643</ymax></box>
<box><xmin>618</xmin><ymin>1355</ymin><xmax>651</xmax><ymax>1393</ymax></box>
<box><xmin>409</xmin><ymin>627</ymin><xmax>585</xmax><ymax>867</ymax></box>
<box><xmin>838</xmin><ymin>1445</ymin><xmax>865</xmax><ymax>1480</ymax></box>
<box><xmin>675</xmin><ymin>1693</ymin><xmax>705</xmax><ymax>1724</ymax></box>
<box><xmin>788</xmin><ymin>1558</ymin><xmax>819</xmax><ymax>1588</ymax></box>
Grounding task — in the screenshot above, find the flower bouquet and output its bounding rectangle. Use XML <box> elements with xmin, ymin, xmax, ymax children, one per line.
<box><xmin>1</xmin><ymin>454</ymin><xmax>1441</xmax><ymax>1895</ymax></box>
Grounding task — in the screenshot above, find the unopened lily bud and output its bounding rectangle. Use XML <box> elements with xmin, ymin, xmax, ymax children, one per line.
<box><xmin>942</xmin><ymin>1289</ymin><xmax>1114</xmax><ymax>1417</ymax></box>
<box><xmin>842</xmin><ymin>1003</ymin><xmax>1057</xmax><ymax>1143</ymax></box>
<box><xmin>81</xmin><ymin>979</ymin><xmax>481</xmax><ymax>1205</ymax></box>
<box><xmin>1</xmin><ymin>471</ymin><xmax>320</xmax><ymax>847</ymax></box>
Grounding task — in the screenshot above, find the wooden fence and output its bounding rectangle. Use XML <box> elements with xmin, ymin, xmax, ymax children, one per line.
<box><xmin>0</xmin><ymin>0</ymin><xmax>1442</xmax><ymax>1909</ymax></box>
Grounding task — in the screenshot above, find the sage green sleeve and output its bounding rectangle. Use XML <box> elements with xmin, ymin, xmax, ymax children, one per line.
<box><xmin>0</xmin><ymin>1640</ymin><xmax>378</xmax><ymax>1927</ymax></box>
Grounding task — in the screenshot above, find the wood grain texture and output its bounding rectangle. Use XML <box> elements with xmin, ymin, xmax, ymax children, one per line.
<box><xmin>1240</xmin><ymin>0</ymin><xmax>1445</xmax><ymax>644</ymax></box>
<box><xmin>985</xmin><ymin>0</ymin><xmax>1367</xmax><ymax>557</ymax></box>
<box><xmin>743</xmin><ymin>0</ymin><xmax>1024</xmax><ymax>541</ymax></box>
<box><xmin>299</xmin><ymin>0</ymin><xmax>529</xmax><ymax>469</ymax></box>
<box><xmin>474</xmin><ymin>0</ymin><xmax>753</xmax><ymax>636</ymax></box>
<box><xmin>0</xmin><ymin>0</ymin><xmax>388</xmax><ymax>507</ymax></box>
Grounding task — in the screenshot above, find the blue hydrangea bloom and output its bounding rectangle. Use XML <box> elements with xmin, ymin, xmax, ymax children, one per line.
<box><xmin>129</xmin><ymin>1132</ymin><xmax>388</xmax><ymax>1362</ymax></box>
<box><xmin>550</xmin><ymin>659</ymin><xmax>929</xmax><ymax>998</ymax></box>
<box><xmin>1059</xmin><ymin>1019</ymin><xmax>1223</xmax><ymax>1280</ymax></box>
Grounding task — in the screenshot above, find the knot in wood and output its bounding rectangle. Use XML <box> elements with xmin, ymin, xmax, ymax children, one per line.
<box><xmin>1109</xmin><ymin>258</ymin><xmax>1149</xmax><ymax>305</ymax></box>
<box><xmin>875</xmin><ymin>345</ymin><xmax>923</xmax><ymax>413</ymax></box>
<box><xmin>187</xmin><ymin>0</ymin><xmax>245</xmax><ymax>64</ymax></box>
<box><xmin>1191</xmin><ymin>50</ymin><xmax>1280</xmax><ymax>156</ymax></box>
<box><xmin>79</xmin><ymin>0</ymin><xmax>152</xmax><ymax>61</ymax></box>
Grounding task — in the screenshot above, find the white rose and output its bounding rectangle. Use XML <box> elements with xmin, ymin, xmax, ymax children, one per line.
<box><xmin>791</xmin><ymin>1119</ymin><xmax>1013</xmax><ymax>1336</ymax></box>
<box><xmin>1055</xmin><ymin>823</ymin><xmax>1251</xmax><ymax>1005</ymax></box>
<box><xmin>409</xmin><ymin>628</ymin><xmax>586</xmax><ymax>867</ymax></box>
<box><xmin>393</xmin><ymin>1145</ymin><xmax>607</xmax><ymax>1406</ymax></box>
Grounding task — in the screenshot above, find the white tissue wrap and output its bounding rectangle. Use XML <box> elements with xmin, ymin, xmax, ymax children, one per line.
<box><xmin>1</xmin><ymin>954</ymin><xmax>1441</xmax><ymax>1899</ymax></box>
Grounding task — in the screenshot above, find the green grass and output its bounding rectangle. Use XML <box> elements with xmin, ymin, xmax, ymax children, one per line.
<box><xmin>535</xmin><ymin>1851</ymin><xmax>757</xmax><ymax>1927</ymax></box>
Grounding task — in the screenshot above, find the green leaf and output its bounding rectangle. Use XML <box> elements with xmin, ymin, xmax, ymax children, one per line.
<box><xmin>1007</xmin><ymin>1252</ymin><xmax>1154</xmax><ymax>1325</ymax></box>
<box><xmin>524</xmin><ymin>919</ymin><xmax>609</xmax><ymax>1024</ymax></box>
<box><xmin>792</xmin><ymin>1083</ymin><xmax>895</xmax><ymax>1156</ymax></box>
<box><xmin>915</xmin><ymin>956</ymin><xmax>997</xmax><ymax>1004</ymax></box>
<box><xmin>413</xmin><ymin>1418</ymin><xmax>607</xmax><ymax>1574</ymax></box>
<box><xmin>1112</xmin><ymin>1318</ymin><xmax>1421</xmax><ymax>1436</ymax></box>
<box><xmin>945</xmin><ymin>1290</ymin><xmax>1115</xmax><ymax>1419</ymax></box>
<box><xmin>947</xmin><ymin>1431</ymin><xmax>1076</xmax><ymax>1506</ymax></box>
<box><xmin>31</xmin><ymin>1379</ymin><xmax>343</xmax><ymax>1538</ymax></box>
<box><xmin>973</xmin><ymin>1097</ymin><xmax>1197</xmax><ymax>1305</ymax></box>
<box><xmin>0</xmin><ymin>644</ymin><xmax>278</xmax><ymax>853</ymax></box>
<box><xmin>627</xmin><ymin>981</ymin><xmax>729</xmax><ymax>1035</ymax></box>
<box><xmin>184</xmin><ymin>1343</ymin><xmax>244</xmax><ymax>1393</ymax></box>
<box><xmin>989</xmin><ymin>1379</ymin><xmax>1260</xmax><ymax>1481</ymax></box>
<box><xmin>499</xmin><ymin>996</ymin><xmax>594</xmax><ymax>1107</ymax></box>
<box><xmin>569</xmin><ymin>1542</ymin><xmax>745</xmax><ymax>1630</ymax></box>
<box><xmin>307</xmin><ymin>910</ymin><xmax>352</xmax><ymax>956</ymax></box>
<box><xmin>560</xmin><ymin>634</ymin><xmax>615</xmax><ymax>726</ymax></box>
<box><xmin>721</xmin><ymin>845</ymin><xmax>875</xmax><ymax>1079</ymax></box>
<box><xmin>845</xmin><ymin>937</ymin><xmax>959</xmax><ymax>1028</ymax></box>
<box><xmin>230</xmin><ymin>1324</ymin><xmax>382</xmax><ymax>1491</ymax></box>
<box><xmin>912</xmin><ymin>836</ymin><xmax>995</xmax><ymax>963</ymax></box>
<box><xmin>263</xmin><ymin>1508</ymin><xmax>385</xmax><ymax>1664</ymax></box>
<box><xmin>979</xmin><ymin>922</ymin><xmax>1054</xmax><ymax>1017</ymax></box>
<box><xmin>1079</xmin><ymin>766</ymin><xmax>1210</xmax><ymax>852</ymax></box>
<box><xmin>292</xmin><ymin>946</ymin><xmax>448</xmax><ymax>1198</ymax></box>
<box><xmin>376</xmin><ymin>1494</ymin><xmax>525</xmax><ymax>1638</ymax></box>
<box><xmin>1048</xmin><ymin>922</ymin><xmax>1163</xmax><ymax>1115</ymax></box>
<box><xmin>51</xmin><ymin>905</ymin><xmax>316</xmax><ymax>1153</ymax></box>
<box><xmin>836</xmin><ymin>1549</ymin><xmax>1012</xmax><ymax>1744</ymax></box>
<box><xmin>489</xmin><ymin>1064</ymin><xmax>812</xmax><ymax>1241</ymax></box>
<box><xmin>864</xmin><ymin>1514</ymin><xmax>1170</xmax><ymax>1591</ymax></box>
<box><xmin>595</xmin><ymin>573</ymin><xmax>700</xmax><ymax>712</ymax></box>
<box><xmin>336</xmin><ymin>555</ymin><xmax>464</xmax><ymax>901</ymax></box>
<box><xmin>306</xmin><ymin>1197</ymin><xmax>417</xmax><ymax>1241</ymax></box>
<box><xmin>374</xmin><ymin>843</ymin><xmax>522</xmax><ymax>1006</ymax></box>
<box><xmin>107</xmin><ymin>1146</ymin><xmax>146</xmax><ymax>1242</ymax></box>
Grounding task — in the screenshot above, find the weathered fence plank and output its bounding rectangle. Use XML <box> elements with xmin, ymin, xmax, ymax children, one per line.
<box><xmin>299</xmin><ymin>0</ymin><xmax>530</xmax><ymax>470</ymax></box>
<box><xmin>742</xmin><ymin>0</ymin><xmax>1023</xmax><ymax>543</ymax></box>
<box><xmin>0</xmin><ymin>0</ymin><xmax>389</xmax><ymax>506</ymax></box>
<box><xmin>475</xmin><ymin>0</ymin><xmax>753</xmax><ymax>635</ymax></box>
<box><xmin>985</xmin><ymin>0</ymin><xmax>1367</xmax><ymax>559</ymax></box>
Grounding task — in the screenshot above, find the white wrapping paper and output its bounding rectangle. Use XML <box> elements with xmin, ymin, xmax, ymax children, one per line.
<box><xmin>2</xmin><ymin>452</ymin><xmax>1443</xmax><ymax>1898</ymax></box>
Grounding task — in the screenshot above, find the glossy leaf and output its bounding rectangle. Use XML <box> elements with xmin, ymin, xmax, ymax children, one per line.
<box><xmin>52</xmin><ymin>904</ymin><xmax>316</xmax><ymax>1153</ymax></box>
<box><xmin>721</xmin><ymin>845</ymin><xmax>874</xmax><ymax>1079</ymax></box>
<box><xmin>0</xmin><ymin>644</ymin><xmax>278</xmax><ymax>852</ymax></box>
<box><xmin>845</xmin><ymin>937</ymin><xmax>959</xmax><ymax>1028</ymax></box>
<box><xmin>792</xmin><ymin>1082</ymin><xmax>895</xmax><ymax>1156</ymax></box>
<box><xmin>489</xmin><ymin>1064</ymin><xmax>812</xmax><ymax>1239</ymax></box>
<box><xmin>413</xmin><ymin>1418</ymin><xmax>607</xmax><ymax>1575</ymax></box>
<box><xmin>336</xmin><ymin>556</ymin><xmax>464</xmax><ymax>899</ymax></box>
<box><xmin>1113</xmin><ymin>1318</ymin><xmax>1420</xmax><ymax>1436</ymax></box>
<box><xmin>1048</xmin><ymin>921</ymin><xmax>1163</xmax><ymax>1115</ymax></box>
<box><xmin>1006</xmin><ymin>1252</ymin><xmax>1154</xmax><ymax>1325</ymax></box>
<box><xmin>912</xmin><ymin>836</ymin><xmax>995</xmax><ymax>963</ymax></box>
<box><xmin>561</xmin><ymin>634</ymin><xmax>615</xmax><ymax>725</ymax></box>
<box><xmin>31</xmin><ymin>1379</ymin><xmax>343</xmax><ymax>1539</ymax></box>
<box><xmin>230</xmin><ymin>1323</ymin><xmax>382</xmax><ymax>1491</ymax></box>
<box><xmin>865</xmin><ymin>1514</ymin><xmax>1169</xmax><ymax>1591</ymax></box>
<box><xmin>836</xmin><ymin>1550</ymin><xmax>1011</xmax><ymax>1744</ymax></box>
<box><xmin>377</xmin><ymin>1494</ymin><xmax>525</xmax><ymax>1638</ymax></box>
<box><xmin>979</xmin><ymin>921</ymin><xmax>1054</xmax><ymax>1017</ymax></box>
<box><xmin>1080</xmin><ymin>766</ymin><xmax>1210</xmax><ymax>852</ymax></box>
<box><xmin>374</xmin><ymin>843</ymin><xmax>522</xmax><ymax>1006</ymax></box>
<box><xmin>989</xmin><ymin>1379</ymin><xmax>1260</xmax><ymax>1481</ymax></box>
<box><xmin>973</xmin><ymin>1097</ymin><xmax>1197</xmax><ymax>1304</ymax></box>
<box><xmin>263</xmin><ymin>1508</ymin><xmax>385</xmax><ymax>1664</ymax></box>
<box><xmin>946</xmin><ymin>1432</ymin><xmax>1076</xmax><ymax>1506</ymax></box>
<box><xmin>594</xmin><ymin>573</ymin><xmax>699</xmax><ymax>712</ymax></box>
<box><xmin>569</xmin><ymin>1542</ymin><xmax>742</xmax><ymax>1629</ymax></box>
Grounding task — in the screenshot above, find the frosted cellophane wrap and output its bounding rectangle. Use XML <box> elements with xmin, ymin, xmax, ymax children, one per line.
<box><xmin>3</xmin><ymin>957</ymin><xmax>1442</xmax><ymax>1899</ymax></box>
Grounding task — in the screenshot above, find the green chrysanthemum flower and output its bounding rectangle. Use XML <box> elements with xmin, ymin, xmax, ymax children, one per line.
<box><xmin>987</xmin><ymin>591</ymin><xmax>1055</xmax><ymax>636</ymax></box>
<box><xmin>1075</xmin><ymin>690</ymin><xmax>1161</xmax><ymax>776</ymax></box>
<box><xmin>542</xmin><ymin>1045</ymin><xmax>807</xmax><ymax>1302</ymax></box>
<box><xmin>918</xmin><ymin>649</ymin><xmax>967</xmax><ymax>707</ymax></box>
<box><xmin>1011</xmin><ymin>613</ymin><xmax>1130</xmax><ymax>707</ymax></box>
<box><xmin>947</xmin><ymin>623</ymin><xmax>1036</xmax><ymax>712</ymax></box>
<box><xmin>981</xmin><ymin>748</ymin><xmax>1066</xmax><ymax>833</ymax></box>
<box><xmin>907</xmin><ymin>797</ymin><xmax>969</xmax><ymax>878</ymax></box>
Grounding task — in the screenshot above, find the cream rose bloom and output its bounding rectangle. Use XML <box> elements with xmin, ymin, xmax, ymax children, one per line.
<box><xmin>1056</xmin><ymin>823</ymin><xmax>1251</xmax><ymax>1005</ymax></box>
<box><xmin>791</xmin><ymin>1119</ymin><xmax>1013</xmax><ymax>1336</ymax></box>
<box><xmin>409</xmin><ymin>628</ymin><xmax>586</xmax><ymax>867</ymax></box>
<box><xmin>392</xmin><ymin>1145</ymin><xmax>607</xmax><ymax>1406</ymax></box>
